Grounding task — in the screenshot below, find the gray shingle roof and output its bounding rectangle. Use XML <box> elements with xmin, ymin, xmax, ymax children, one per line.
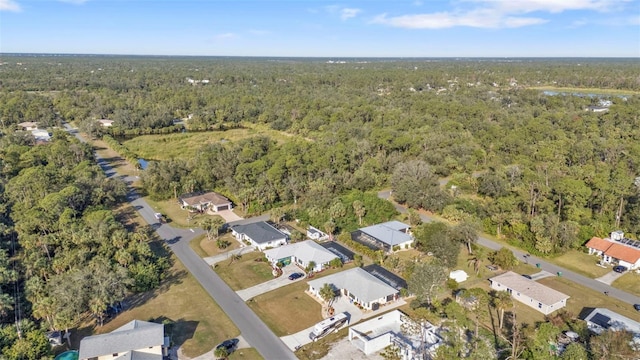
<box><xmin>232</xmin><ymin>221</ymin><xmax>287</xmax><ymax>244</ymax></box>
<box><xmin>79</xmin><ymin>320</ymin><xmax>164</xmax><ymax>359</ymax></box>
<box><xmin>359</xmin><ymin>221</ymin><xmax>412</xmax><ymax>246</ymax></box>
<box><xmin>308</xmin><ymin>267</ymin><xmax>398</xmax><ymax>304</ymax></box>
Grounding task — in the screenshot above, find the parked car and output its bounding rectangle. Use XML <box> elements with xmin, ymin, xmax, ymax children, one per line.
<box><xmin>633</xmin><ymin>304</ymin><xmax>640</xmax><ymax>311</ymax></box>
<box><xmin>486</xmin><ymin>265</ymin><xmax>499</xmax><ymax>271</ymax></box>
<box><xmin>613</xmin><ymin>265</ymin><xmax>628</xmax><ymax>273</ymax></box>
<box><xmin>522</xmin><ymin>274</ymin><xmax>532</xmax><ymax>279</ymax></box>
<box><xmin>216</xmin><ymin>338</ymin><xmax>239</xmax><ymax>354</ymax></box>
<box><xmin>288</xmin><ymin>272</ymin><xmax>304</xmax><ymax>280</ymax></box>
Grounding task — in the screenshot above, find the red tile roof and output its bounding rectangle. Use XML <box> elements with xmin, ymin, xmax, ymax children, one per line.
<box><xmin>585</xmin><ymin>237</ymin><xmax>613</xmax><ymax>252</ymax></box>
<box><xmin>605</xmin><ymin>243</ymin><xmax>640</xmax><ymax>264</ymax></box>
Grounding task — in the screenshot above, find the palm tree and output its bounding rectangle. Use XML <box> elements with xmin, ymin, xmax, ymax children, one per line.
<box><xmin>324</xmin><ymin>220</ymin><xmax>336</xmax><ymax>241</ymax></box>
<box><xmin>353</xmin><ymin>200</ymin><xmax>366</xmax><ymax>225</ymax></box>
<box><xmin>306</xmin><ymin>261</ymin><xmax>317</xmax><ymax>274</ymax></box>
<box><xmin>319</xmin><ymin>283</ymin><xmax>335</xmax><ymax>306</ymax></box>
<box><xmin>492</xmin><ymin>290</ymin><xmax>513</xmax><ymax>330</ymax></box>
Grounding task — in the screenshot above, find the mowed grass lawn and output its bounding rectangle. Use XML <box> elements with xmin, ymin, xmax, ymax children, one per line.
<box><xmin>190</xmin><ymin>233</ymin><xmax>240</xmax><ymax>258</ymax></box>
<box><xmin>538</xmin><ymin>277</ymin><xmax>640</xmax><ymax>322</ymax></box>
<box><xmin>77</xmin><ymin>249</ymin><xmax>240</xmax><ymax>358</ymax></box>
<box><xmin>547</xmin><ymin>250</ymin><xmax>610</xmax><ymax>279</ymax></box>
<box><xmin>612</xmin><ymin>271</ymin><xmax>640</xmax><ymax>297</ymax></box>
<box><xmin>215</xmin><ymin>251</ymin><xmax>274</xmax><ymax>290</ymax></box>
<box><xmin>247</xmin><ymin>281</ymin><xmax>323</xmax><ymax>337</ymax></box>
<box><xmin>229</xmin><ymin>348</ymin><xmax>264</xmax><ymax>360</ymax></box>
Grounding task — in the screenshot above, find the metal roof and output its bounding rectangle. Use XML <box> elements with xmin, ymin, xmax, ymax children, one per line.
<box><xmin>359</xmin><ymin>221</ymin><xmax>412</xmax><ymax>246</ymax></box>
<box><xmin>79</xmin><ymin>320</ymin><xmax>164</xmax><ymax>359</ymax></box>
<box><xmin>308</xmin><ymin>267</ymin><xmax>398</xmax><ymax>304</ymax></box>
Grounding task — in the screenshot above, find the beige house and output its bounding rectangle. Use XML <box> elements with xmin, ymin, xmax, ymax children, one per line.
<box><xmin>489</xmin><ymin>271</ymin><xmax>569</xmax><ymax>315</ymax></box>
<box><xmin>97</xmin><ymin>119</ymin><xmax>115</xmax><ymax>127</ymax></box>
<box><xmin>17</xmin><ymin>121</ymin><xmax>38</xmax><ymax>131</ymax></box>
<box><xmin>79</xmin><ymin>320</ymin><xmax>168</xmax><ymax>360</ymax></box>
<box><xmin>179</xmin><ymin>191</ymin><xmax>233</xmax><ymax>212</ymax></box>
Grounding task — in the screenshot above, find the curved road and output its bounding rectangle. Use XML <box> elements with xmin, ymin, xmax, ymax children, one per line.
<box><xmin>65</xmin><ymin>124</ymin><xmax>297</xmax><ymax>360</ymax></box>
<box><xmin>377</xmin><ymin>190</ymin><xmax>640</xmax><ymax>307</ymax></box>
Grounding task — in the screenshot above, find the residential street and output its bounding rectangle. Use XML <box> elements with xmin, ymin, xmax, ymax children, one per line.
<box><xmin>377</xmin><ymin>190</ymin><xmax>640</xmax><ymax>307</ymax></box>
<box><xmin>64</xmin><ymin>124</ymin><xmax>297</xmax><ymax>360</ymax></box>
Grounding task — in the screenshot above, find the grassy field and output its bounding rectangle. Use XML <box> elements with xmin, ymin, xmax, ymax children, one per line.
<box><xmin>546</xmin><ymin>250</ymin><xmax>611</xmax><ymax>279</ymax></box>
<box><xmin>72</xmin><ymin>246</ymin><xmax>240</xmax><ymax>358</ymax></box>
<box><xmin>528</xmin><ymin>85</ymin><xmax>640</xmax><ymax>96</ymax></box>
<box><xmin>612</xmin><ymin>271</ymin><xmax>640</xmax><ymax>298</ymax></box>
<box><xmin>190</xmin><ymin>233</ymin><xmax>240</xmax><ymax>258</ymax></box>
<box><xmin>215</xmin><ymin>251</ymin><xmax>274</xmax><ymax>290</ymax></box>
<box><xmin>247</xmin><ymin>281</ymin><xmax>323</xmax><ymax>337</ymax></box>
<box><xmin>123</xmin><ymin>125</ymin><xmax>296</xmax><ymax>161</ymax></box>
<box><xmin>539</xmin><ymin>276</ymin><xmax>640</xmax><ymax>322</ymax></box>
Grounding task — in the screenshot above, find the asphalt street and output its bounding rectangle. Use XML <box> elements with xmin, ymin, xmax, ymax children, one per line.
<box><xmin>377</xmin><ymin>190</ymin><xmax>640</xmax><ymax>307</ymax></box>
<box><xmin>64</xmin><ymin>124</ymin><xmax>297</xmax><ymax>360</ymax></box>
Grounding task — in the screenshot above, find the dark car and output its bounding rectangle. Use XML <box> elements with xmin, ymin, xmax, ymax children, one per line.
<box><xmin>288</xmin><ymin>272</ymin><xmax>304</xmax><ymax>280</ymax></box>
<box><xmin>216</xmin><ymin>338</ymin><xmax>239</xmax><ymax>354</ymax></box>
<box><xmin>613</xmin><ymin>265</ymin><xmax>628</xmax><ymax>273</ymax></box>
<box><xmin>522</xmin><ymin>274</ymin><xmax>533</xmax><ymax>279</ymax></box>
<box><xmin>634</xmin><ymin>304</ymin><xmax>640</xmax><ymax>312</ymax></box>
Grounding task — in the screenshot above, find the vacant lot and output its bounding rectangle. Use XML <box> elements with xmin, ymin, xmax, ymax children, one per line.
<box><xmin>612</xmin><ymin>271</ymin><xmax>640</xmax><ymax>297</ymax></box>
<box><xmin>74</xmin><ymin>247</ymin><xmax>240</xmax><ymax>358</ymax></box>
<box><xmin>546</xmin><ymin>250</ymin><xmax>610</xmax><ymax>279</ymax></box>
<box><xmin>215</xmin><ymin>251</ymin><xmax>274</xmax><ymax>290</ymax></box>
<box><xmin>190</xmin><ymin>233</ymin><xmax>240</xmax><ymax>258</ymax></box>
<box><xmin>247</xmin><ymin>281</ymin><xmax>323</xmax><ymax>337</ymax></box>
<box><xmin>123</xmin><ymin>125</ymin><xmax>294</xmax><ymax>161</ymax></box>
<box><xmin>91</xmin><ymin>138</ymin><xmax>141</xmax><ymax>178</ymax></box>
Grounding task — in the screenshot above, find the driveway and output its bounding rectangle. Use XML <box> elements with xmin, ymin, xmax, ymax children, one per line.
<box><xmin>596</xmin><ymin>271</ymin><xmax>625</xmax><ymax>285</ymax></box>
<box><xmin>216</xmin><ymin>209</ymin><xmax>244</xmax><ymax>223</ymax></box>
<box><xmin>204</xmin><ymin>246</ymin><xmax>254</xmax><ymax>266</ymax></box>
<box><xmin>236</xmin><ymin>264</ymin><xmax>305</xmax><ymax>301</ymax></box>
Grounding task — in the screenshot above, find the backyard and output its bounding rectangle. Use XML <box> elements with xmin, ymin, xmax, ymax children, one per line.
<box><xmin>214</xmin><ymin>251</ymin><xmax>275</xmax><ymax>290</ymax></box>
<box><xmin>247</xmin><ymin>281</ymin><xmax>323</xmax><ymax>337</ymax></box>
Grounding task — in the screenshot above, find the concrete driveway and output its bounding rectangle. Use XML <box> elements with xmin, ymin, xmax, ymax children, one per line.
<box><xmin>596</xmin><ymin>271</ymin><xmax>625</xmax><ymax>285</ymax></box>
<box><xmin>236</xmin><ymin>264</ymin><xmax>305</xmax><ymax>301</ymax></box>
<box><xmin>216</xmin><ymin>209</ymin><xmax>244</xmax><ymax>223</ymax></box>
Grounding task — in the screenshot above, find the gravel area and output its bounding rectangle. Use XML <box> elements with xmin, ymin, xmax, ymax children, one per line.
<box><xmin>318</xmin><ymin>337</ymin><xmax>384</xmax><ymax>360</ymax></box>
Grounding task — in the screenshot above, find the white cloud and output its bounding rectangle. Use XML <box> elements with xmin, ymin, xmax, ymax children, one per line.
<box><xmin>58</xmin><ymin>0</ymin><xmax>90</xmax><ymax>4</ymax></box>
<box><xmin>372</xmin><ymin>0</ymin><xmax>633</xmax><ymax>29</ymax></box>
<box><xmin>0</xmin><ymin>0</ymin><xmax>21</xmax><ymax>12</ymax></box>
<box><xmin>340</xmin><ymin>8</ymin><xmax>361</xmax><ymax>20</ymax></box>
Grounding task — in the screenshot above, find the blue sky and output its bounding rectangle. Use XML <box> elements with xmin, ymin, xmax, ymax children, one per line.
<box><xmin>1</xmin><ymin>0</ymin><xmax>639</xmax><ymax>57</ymax></box>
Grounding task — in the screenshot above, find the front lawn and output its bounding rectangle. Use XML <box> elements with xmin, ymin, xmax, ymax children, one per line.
<box><xmin>546</xmin><ymin>250</ymin><xmax>611</xmax><ymax>279</ymax></box>
<box><xmin>190</xmin><ymin>233</ymin><xmax>240</xmax><ymax>258</ymax></box>
<box><xmin>144</xmin><ymin>197</ymin><xmax>226</xmax><ymax>228</ymax></box>
<box><xmin>229</xmin><ymin>348</ymin><xmax>264</xmax><ymax>360</ymax></box>
<box><xmin>612</xmin><ymin>271</ymin><xmax>640</xmax><ymax>297</ymax></box>
<box><xmin>215</xmin><ymin>251</ymin><xmax>274</xmax><ymax>290</ymax></box>
<box><xmin>247</xmin><ymin>281</ymin><xmax>323</xmax><ymax>336</ymax></box>
<box><xmin>73</xmin><ymin>248</ymin><xmax>240</xmax><ymax>358</ymax></box>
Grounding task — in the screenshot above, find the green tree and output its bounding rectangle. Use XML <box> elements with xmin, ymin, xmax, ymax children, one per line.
<box><xmin>490</xmin><ymin>248</ymin><xmax>518</xmax><ymax>270</ymax></box>
<box><xmin>319</xmin><ymin>283</ymin><xmax>335</xmax><ymax>305</ymax></box>
<box><xmin>353</xmin><ymin>200</ymin><xmax>366</xmax><ymax>225</ymax></box>
<box><xmin>560</xmin><ymin>342</ymin><xmax>588</xmax><ymax>360</ymax></box>
<box><xmin>408</xmin><ymin>262</ymin><xmax>447</xmax><ymax>305</ymax></box>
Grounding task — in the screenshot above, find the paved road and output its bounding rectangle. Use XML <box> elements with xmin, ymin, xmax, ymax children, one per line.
<box><xmin>64</xmin><ymin>124</ymin><xmax>297</xmax><ymax>360</ymax></box>
<box><xmin>377</xmin><ymin>190</ymin><xmax>640</xmax><ymax>307</ymax></box>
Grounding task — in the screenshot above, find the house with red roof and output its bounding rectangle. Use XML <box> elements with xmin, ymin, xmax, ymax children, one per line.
<box><xmin>586</xmin><ymin>231</ymin><xmax>640</xmax><ymax>270</ymax></box>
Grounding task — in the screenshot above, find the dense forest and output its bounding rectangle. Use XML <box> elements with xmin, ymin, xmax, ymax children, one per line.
<box><xmin>1</xmin><ymin>55</ymin><xmax>639</xmax><ymax>358</ymax></box>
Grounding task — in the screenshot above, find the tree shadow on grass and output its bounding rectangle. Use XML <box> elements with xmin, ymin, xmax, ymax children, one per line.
<box><xmin>148</xmin><ymin>316</ymin><xmax>199</xmax><ymax>349</ymax></box>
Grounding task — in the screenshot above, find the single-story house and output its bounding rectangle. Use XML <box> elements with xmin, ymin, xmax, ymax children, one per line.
<box><xmin>348</xmin><ymin>310</ymin><xmax>442</xmax><ymax>359</ymax></box>
<box><xmin>362</xmin><ymin>264</ymin><xmax>407</xmax><ymax>291</ymax></box>
<box><xmin>179</xmin><ymin>191</ymin><xmax>233</xmax><ymax>212</ymax></box>
<box><xmin>586</xmin><ymin>231</ymin><xmax>640</xmax><ymax>270</ymax></box>
<box><xmin>307</xmin><ymin>226</ymin><xmax>328</xmax><ymax>240</ymax></box>
<box><xmin>354</xmin><ymin>221</ymin><xmax>413</xmax><ymax>252</ymax></box>
<box><xmin>231</xmin><ymin>221</ymin><xmax>288</xmax><ymax>251</ymax></box>
<box><xmin>582</xmin><ymin>308</ymin><xmax>640</xmax><ymax>349</ymax></box>
<box><xmin>586</xmin><ymin>106</ymin><xmax>609</xmax><ymax>113</ymax></box>
<box><xmin>97</xmin><ymin>119</ymin><xmax>114</xmax><ymax>127</ymax></box>
<box><xmin>308</xmin><ymin>267</ymin><xmax>399</xmax><ymax>310</ymax></box>
<box><xmin>263</xmin><ymin>240</ymin><xmax>338</xmax><ymax>272</ymax></box>
<box><xmin>449</xmin><ymin>270</ymin><xmax>469</xmax><ymax>283</ymax></box>
<box><xmin>79</xmin><ymin>320</ymin><xmax>169</xmax><ymax>360</ymax></box>
<box><xmin>17</xmin><ymin>121</ymin><xmax>38</xmax><ymax>131</ymax></box>
<box><xmin>489</xmin><ymin>271</ymin><xmax>569</xmax><ymax>315</ymax></box>
<box><xmin>31</xmin><ymin>129</ymin><xmax>51</xmax><ymax>141</ymax></box>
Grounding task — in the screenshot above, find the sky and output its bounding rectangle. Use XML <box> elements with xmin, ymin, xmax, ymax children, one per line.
<box><xmin>1</xmin><ymin>0</ymin><xmax>639</xmax><ymax>57</ymax></box>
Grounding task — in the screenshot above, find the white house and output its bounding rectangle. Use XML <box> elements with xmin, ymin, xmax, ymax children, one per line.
<box><xmin>78</xmin><ymin>320</ymin><xmax>168</xmax><ymax>360</ymax></box>
<box><xmin>348</xmin><ymin>310</ymin><xmax>442</xmax><ymax>360</ymax></box>
<box><xmin>263</xmin><ymin>240</ymin><xmax>338</xmax><ymax>272</ymax></box>
<box><xmin>179</xmin><ymin>191</ymin><xmax>233</xmax><ymax>212</ymax></box>
<box><xmin>449</xmin><ymin>270</ymin><xmax>469</xmax><ymax>283</ymax></box>
<box><xmin>307</xmin><ymin>226</ymin><xmax>328</xmax><ymax>240</ymax></box>
<box><xmin>307</xmin><ymin>267</ymin><xmax>399</xmax><ymax>310</ymax></box>
<box><xmin>17</xmin><ymin>121</ymin><xmax>38</xmax><ymax>131</ymax></box>
<box><xmin>231</xmin><ymin>221</ymin><xmax>288</xmax><ymax>251</ymax></box>
<box><xmin>582</xmin><ymin>308</ymin><xmax>640</xmax><ymax>350</ymax></box>
<box><xmin>585</xmin><ymin>231</ymin><xmax>640</xmax><ymax>270</ymax></box>
<box><xmin>489</xmin><ymin>271</ymin><xmax>569</xmax><ymax>315</ymax></box>
<box><xmin>355</xmin><ymin>221</ymin><xmax>414</xmax><ymax>253</ymax></box>
<box><xmin>97</xmin><ymin>119</ymin><xmax>114</xmax><ymax>127</ymax></box>
<box><xmin>31</xmin><ymin>129</ymin><xmax>51</xmax><ymax>141</ymax></box>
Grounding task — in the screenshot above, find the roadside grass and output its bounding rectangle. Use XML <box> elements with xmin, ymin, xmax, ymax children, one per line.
<box><xmin>528</xmin><ymin>85</ymin><xmax>640</xmax><ymax>96</ymax></box>
<box><xmin>247</xmin><ymin>281</ymin><xmax>323</xmax><ymax>337</ymax></box>
<box><xmin>296</xmin><ymin>327</ymin><xmax>349</xmax><ymax>360</ymax></box>
<box><xmin>229</xmin><ymin>348</ymin><xmax>264</xmax><ymax>360</ymax></box>
<box><xmin>90</xmin><ymin>137</ymin><xmax>140</xmax><ymax>178</ymax></box>
<box><xmin>190</xmin><ymin>233</ymin><xmax>240</xmax><ymax>258</ymax></box>
<box><xmin>538</xmin><ymin>276</ymin><xmax>640</xmax><ymax>322</ymax></box>
<box><xmin>144</xmin><ymin>197</ymin><xmax>226</xmax><ymax>229</ymax></box>
<box><xmin>72</xmin><ymin>248</ymin><xmax>240</xmax><ymax>358</ymax></box>
<box><xmin>215</xmin><ymin>251</ymin><xmax>274</xmax><ymax>290</ymax></box>
<box><xmin>546</xmin><ymin>250</ymin><xmax>610</xmax><ymax>279</ymax></box>
<box><xmin>612</xmin><ymin>271</ymin><xmax>640</xmax><ymax>298</ymax></box>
